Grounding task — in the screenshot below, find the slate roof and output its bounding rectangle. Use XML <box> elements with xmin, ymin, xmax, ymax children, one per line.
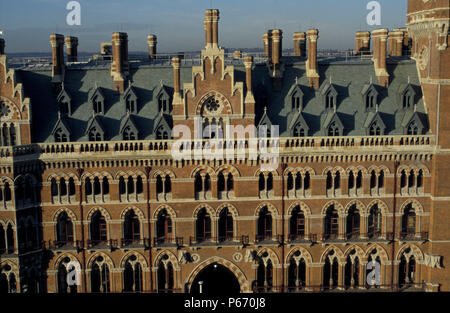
<box><xmin>16</xmin><ymin>57</ymin><xmax>428</xmax><ymax>143</ymax></box>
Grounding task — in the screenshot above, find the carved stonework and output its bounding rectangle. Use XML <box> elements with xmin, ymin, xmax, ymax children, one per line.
<box><xmin>424</xmin><ymin>254</ymin><xmax>443</xmax><ymax>269</ymax></box>
<box><xmin>233</xmin><ymin>252</ymin><xmax>243</xmax><ymax>262</ymax></box>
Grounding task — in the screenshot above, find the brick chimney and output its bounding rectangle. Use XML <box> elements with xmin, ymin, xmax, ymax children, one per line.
<box><xmin>355</xmin><ymin>31</ymin><xmax>371</xmax><ymax>55</ymax></box>
<box><xmin>172</xmin><ymin>57</ymin><xmax>181</xmax><ymax>99</ymax></box>
<box><xmin>263</xmin><ymin>31</ymin><xmax>273</xmax><ymax>59</ymax></box>
<box><xmin>388</xmin><ymin>30</ymin><xmax>404</xmax><ymax>56</ymax></box>
<box><xmin>111</xmin><ymin>32</ymin><xmax>129</xmax><ymax>93</ymax></box>
<box><xmin>271</xmin><ymin>29</ymin><xmax>282</xmax><ymax>66</ymax></box>
<box><xmin>50</xmin><ymin>34</ymin><xmax>65</xmax><ymax>82</ymax></box>
<box><xmin>306</xmin><ymin>29</ymin><xmax>320</xmax><ymax>90</ymax></box>
<box><xmin>372</xmin><ymin>28</ymin><xmax>390</xmax><ymax>87</ymax></box>
<box><xmin>0</xmin><ymin>38</ymin><xmax>5</xmax><ymax>55</ymax></box>
<box><xmin>147</xmin><ymin>34</ymin><xmax>157</xmax><ymax>60</ymax></box>
<box><xmin>65</xmin><ymin>36</ymin><xmax>78</xmax><ymax>62</ymax></box>
<box><xmin>204</xmin><ymin>9</ymin><xmax>220</xmax><ymax>49</ymax></box>
<box><xmin>293</xmin><ymin>32</ymin><xmax>306</xmax><ymax>57</ymax></box>
<box><xmin>244</xmin><ymin>56</ymin><xmax>253</xmax><ymax>97</ymax></box>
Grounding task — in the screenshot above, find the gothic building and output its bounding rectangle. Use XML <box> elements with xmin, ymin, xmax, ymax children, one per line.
<box><xmin>0</xmin><ymin>0</ymin><xmax>448</xmax><ymax>293</ymax></box>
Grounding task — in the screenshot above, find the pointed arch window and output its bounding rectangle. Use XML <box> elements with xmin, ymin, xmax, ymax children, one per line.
<box><xmin>369</xmin><ymin>121</ymin><xmax>381</xmax><ymax>136</ymax></box>
<box><xmin>325</xmin><ymin>90</ymin><xmax>336</xmax><ymax>109</ymax></box>
<box><xmin>366</xmin><ymin>90</ymin><xmax>376</xmax><ymax>110</ymax></box>
<box><xmin>401</xmin><ymin>204</ymin><xmax>416</xmax><ymax>238</ymax></box>
<box><xmin>407</xmin><ymin>121</ymin><xmax>419</xmax><ymax>135</ymax></box>
<box><xmin>288</xmin><ymin>253</ymin><xmax>306</xmax><ymax>291</ymax></box>
<box><xmin>402</xmin><ymin>89</ymin><xmax>414</xmax><ymax>109</ymax></box>
<box><xmin>292</xmin><ymin>91</ymin><xmax>302</xmax><ymax>110</ymax></box>
<box><xmin>323</xmin><ymin>251</ymin><xmax>339</xmax><ymax>289</ymax></box>
<box><xmin>156</xmin><ymin>126</ymin><xmax>169</xmax><ymax>140</ymax></box>
<box><xmin>88</xmin><ymin>127</ymin><xmax>102</xmax><ymax>142</ymax></box>
<box><xmin>293</xmin><ymin>123</ymin><xmax>305</xmax><ymax>137</ymax></box>
<box><xmin>289</xmin><ymin>206</ymin><xmax>305</xmax><ymax>240</ymax></box>
<box><xmin>123</xmin><ymin>210</ymin><xmax>140</xmax><ymax>244</ymax></box>
<box><xmin>328</xmin><ymin>122</ymin><xmax>340</xmax><ymax>136</ymax></box>
<box><xmin>123</xmin><ymin>126</ymin><xmax>136</xmax><ymax>141</ymax></box>
<box><xmin>56</xmin><ymin>212</ymin><xmax>74</xmax><ymax>245</ymax></box>
<box><xmin>368</xmin><ymin>204</ymin><xmax>382</xmax><ymax>238</ymax></box>
<box><xmin>344</xmin><ymin>252</ymin><xmax>360</xmax><ymax>289</ymax></box>
<box><xmin>126</xmin><ymin>95</ymin><xmax>136</xmax><ymax>114</ymax></box>
<box><xmin>54</xmin><ymin>128</ymin><xmax>69</xmax><ymax>142</ymax></box>
<box><xmin>90</xmin><ymin>211</ymin><xmax>107</xmax><ymax>244</ymax></box>
<box><xmin>156</xmin><ymin>209</ymin><xmax>172</xmax><ymax>244</ymax></box>
<box><xmin>257</xmin><ymin>207</ymin><xmax>272</xmax><ymax>242</ymax></box>
<box><xmin>196</xmin><ymin>208</ymin><xmax>211</xmax><ymax>243</ymax></box>
<box><xmin>324</xmin><ymin>205</ymin><xmax>339</xmax><ymax>240</ymax></box>
<box><xmin>218</xmin><ymin>207</ymin><xmax>234</xmax><ymax>242</ymax></box>
<box><xmin>157</xmin><ymin>256</ymin><xmax>174</xmax><ymax>293</ymax></box>
<box><xmin>91</xmin><ymin>256</ymin><xmax>110</xmax><ymax>293</ymax></box>
<box><xmin>256</xmin><ymin>258</ymin><xmax>273</xmax><ymax>292</ymax></box>
<box><xmin>346</xmin><ymin>205</ymin><xmax>360</xmax><ymax>239</ymax></box>
<box><xmin>123</xmin><ymin>255</ymin><xmax>142</xmax><ymax>292</ymax></box>
<box><xmin>92</xmin><ymin>95</ymin><xmax>104</xmax><ymax>114</ymax></box>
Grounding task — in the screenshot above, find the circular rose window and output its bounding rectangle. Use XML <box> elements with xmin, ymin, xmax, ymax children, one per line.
<box><xmin>0</xmin><ymin>101</ymin><xmax>12</xmax><ymax>119</ymax></box>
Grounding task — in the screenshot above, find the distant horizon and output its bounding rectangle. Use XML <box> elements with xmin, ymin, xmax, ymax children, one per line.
<box><xmin>0</xmin><ymin>0</ymin><xmax>407</xmax><ymax>53</ymax></box>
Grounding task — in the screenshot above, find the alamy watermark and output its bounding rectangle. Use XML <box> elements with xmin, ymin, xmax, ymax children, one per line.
<box><xmin>66</xmin><ymin>261</ymin><xmax>82</xmax><ymax>287</ymax></box>
<box><xmin>66</xmin><ymin>1</ymin><xmax>81</xmax><ymax>26</ymax></box>
<box><xmin>367</xmin><ymin>1</ymin><xmax>381</xmax><ymax>26</ymax></box>
<box><xmin>366</xmin><ymin>260</ymin><xmax>381</xmax><ymax>286</ymax></box>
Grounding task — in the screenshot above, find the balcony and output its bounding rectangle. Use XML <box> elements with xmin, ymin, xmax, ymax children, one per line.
<box><xmin>87</xmin><ymin>239</ymin><xmax>118</xmax><ymax>251</ymax></box>
<box><xmin>42</xmin><ymin>240</ymin><xmax>82</xmax><ymax>251</ymax></box>
<box><xmin>189</xmin><ymin>236</ymin><xmax>248</xmax><ymax>247</ymax></box>
<box><xmin>120</xmin><ymin>238</ymin><xmax>150</xmax><ymax>249</ymax></box>
<box><xmin>287</xmin><ymin>234</ymin><xmax>317</xmax><ymax>245</ymax></box>
<box><xmin>321</xmin><ymin>233</ymin><xmax>343</xmax><ymax>242</ymax></box>
<box><xmin>254</xmin><ymin>234</ymin><xmax>278</xmax><ymax>245</ymax></box>
<box><xmin>0</xmin><ymin>247</ymin><xmax>16</xmax><ymax>256</ymax></box>
<box><xmin>399</xmin><ymin>232</ymin><xmax>428</xmax><ymax>242</ymax></box>
<box><xmin>153</xmin><ymin>237</ymin><xmax>183</xmax><ymax>248</ymax></box>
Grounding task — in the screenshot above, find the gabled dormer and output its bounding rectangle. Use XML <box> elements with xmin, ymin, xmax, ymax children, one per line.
<box><xmin>85</xmin><ymin>114</ymin><xmax>106</xmax><ymax>141</ymax></box>
<box><xmin>56</xmin><ymin>85</ymin><xmax>72</xmax><ymax>116</ymax></box>
<box><xmin>323</xmin><ymin>111</ymin><xmax>344</xmax><ymax>136</ymax></box>
<box><xmin>51</xmin><ymin>112</ymin><xmax>71</xmax><ymax>142</ymax></box>
<box><xmin>286</xmin><ymin>83</ymin><xmax>304</xmax><ymax>111</ymax></box>
<box><xmin>257</xmin><ymin>107</ymin><xmax>273</xmax><ymax>138</ymax></box>
<box><xmin>90</xmin><ymin>87</ymin><xmax>105</xmax><ymax>115</ymax></box>
<box><xmin>399</xmin><ymin>84</ymin><xmax>416</xmax><ymax>110</ymax></box>
<box><xmin>361</xmin><ymin>83</ymin><xmax>379</xmax><ymax>111</ymax></box>
<box><xmin>123</xmin><ymin>85</ymin><xmax>138</xmax><ymax>114</ymax></box>
<box><xmin>289</xmin><ymin>110</ymin><xmax>309</xmax><ymax>137</ymax></box>
<box><xmin>153</xmin><ymin>110</ymin><xmax>172</xmax><ymax>140</ymax></box>
<box><xmin>402</xmin><ymin>111</ymin><xmax>426</xmax><ymax>135</ymax></box>
<box><xmin>321</xmin><ymin>83</ymin><xmax>338</xmax><ymax>111</ymax></box>
<box><xmin>155</xmin><ymin>85</ymin><xmax>172</xmax><ymax>114</ymax></box>
<box><xmin>364</xmin><ymin>111</ymin><xmax>386</xmax><ymax>136</ymax></box>
<box><xmin>120</xmin><ymin>112</ymin><xmax>139</xmax><ymax>140</ymax></box>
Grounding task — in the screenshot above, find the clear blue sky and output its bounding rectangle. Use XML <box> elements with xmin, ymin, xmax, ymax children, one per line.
<box><xmin>0</xmin><ymin>0</ymin><xmax>407</xmax><ymax>53</ymax></box>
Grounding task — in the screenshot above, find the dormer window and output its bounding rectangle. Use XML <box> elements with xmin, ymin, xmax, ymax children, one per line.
<box><xmin>156</xmin><ymin>126</ymin><xmax>169</xmax><ymax>140</ymax></box>
<box><xmin>328</xmin><ymin>122</ymin><xmax>340</xmax><ymax>136</ymax></box>
<box><xmin>407</xmin><ymin>121</ymin><xmax>419</xmax><ymax>135</ymax></box>
<box><xmin>123</xmin><ymin>126</ymin><xmax>136</xmax><ymax>141</ymax></box>
<box><xmin>157</xmin><ymin>88</ymin><xmax>171</xmax><ymax>114</ymax></box>
<box><xmin>292</xmin><ymin>91</ymin><xmax>302</xmax><ymax>110</ymax></box>
<box><xmin>59</xmin><ymin>97</ymin><xmax>70</xmax><ymax>115</ymax></box>
<box><xmin>293</xmin><ymin>123</ymin><xmax>305</xmax><ymax>137</ymax></box>
<box><xmin>54</xmin><ymin>128</ymin><xmax>68</xmax><ymax>142</ymax></box>
<box><xmin>369</xmin><ymin>121</ymin><xmax>381</xmax><ymax>136</ymax></box>
<box><xmin>326</xmin><ymin>91</ymin><xmax>335</xmax><ymax>109</ymax></box>
<box><xmin>400</xmin><ymin>84</ymin><xmax>416</xmax><ymax>109</ymax></box>
<box><xmin>126</xmin><ymin>95</ymin><xmax>136</xmax><ymax>113</ymax></box>
<box><xmin>88</xmin><ymin>127</ymin><xmax>102</xmax><ymax>141</ymax></box>
<box><xmin>366</xmin><ymin>91</ymin><xmax>376</xmax><ymax>110</ymax></box>
<box><xmin>93</xmin><ymin>96</ymin><xmax>103</xmax><ymax>114</ymax></box>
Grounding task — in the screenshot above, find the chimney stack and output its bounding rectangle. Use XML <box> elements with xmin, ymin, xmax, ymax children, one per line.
<box><xmin>263</xmin><ymin>31</ymin><xmax>272</xmax><ymax>59</ymax></box>
<box><xmin>50</xmin><ymin>34</ymin><xmax>65</xmax><ymax>81</ymax></box>
<box><xmin>111</xmin><ymin>32</ymin><xmax>129</xmax><ymax>93</ymax></box>
<box><xmin>355</xmin><ymin>31</ymin><xmax>371</xmax><ymax>55</ymax></box>
<box><xmin>244</xmin><ymin>56</ymin><xmax>253</xmax><ymax>97</ymax></box>
<box><xmin>204</xmin><ymin>9</ymin><xmax>220</xmax><ymax>49</ymax></box>
<box><xmin>372</xmin><ymin>28</ymin><xmax>390</xmax><ymax>87</ymax></box>
<box><xmin>271</xmin><ymin>29</ymin><xmax>282</xmax><ymax>66</ymax></box>
<box><xmin>172</xmin><ymin>57</ymin><xmax>181</xmax><ymax>99</ymax></box>
<box><xmin>388</xmin><ymin>30</ymin><xmax>404</xmax><ymax>56</ymax></box>
<box><xmin>293</xmin><ymin>32</ymin><xmax>306</xmax><ymax>57</ymax></box>
<box><xmin>65</xmin><ymin>36</ymin><xmax>78</xmax><ymax>62</ymax></box>
<box><xmin>0</xmin><ymin>38</ymin><xmax>5</xmax><ymax>55</ymax></box>
<box><xmin>306</xmin><ymin>29</ymin><xmax>320</xmax><ymax>89</ymax></box>
<box><xmin>147</xmin><ymin>34</ymin><xmax>157</xmax><ymax>60</ymax></box>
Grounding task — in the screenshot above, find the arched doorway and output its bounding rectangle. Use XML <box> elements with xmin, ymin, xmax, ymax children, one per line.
<box><xmin>190</xmin><ymin>262</ymin><xmax>240</xmax><ymax>294</ymax></box>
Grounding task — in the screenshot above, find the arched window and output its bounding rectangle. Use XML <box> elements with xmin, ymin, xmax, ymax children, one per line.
<box><xmin>218</xmin><ymin>207</ymin><xmax>233</xmax><ymax>242</ymax></box>
<box><xmin>156</xmin><ymin>209</ymin><xmax>172</xmax><ymax>244</ymax></box>
<box><xmin>88</xmin><ymin>127</ymin><xmax>102</xmax><ymax>142</ymax></box>
<box><xmin>378</xmin><ymin>170</ymin><xmax>385</xmax><ymax>189</ymax></box>
<box><xmin>258</xmin><ymin>173</ymin><xmax>265</xmax><ymax>193</ymax></box>
<box><xmin>136</xmin><ymin>176</ymin><xmax>143</xmax><ymax>195</ymax></box>
<box><xmin>59</xmin><ymin>178</ymin><xmax>67</xmax><ymax>198</ymax></box>
<box><xmin>118</xmin><ymin>176</ymin><xmax>126</xmax><ymax>198</ymax></box>
<box><xmin>355</xmin><ymin>171</ymin><xmax>362</xmax><ymax>192</ymax></box>
<box><xmin>408</xmin><ymin>170</ymin><xmax>415</xmax><ymax>188</ymax></box>
<box><xmin>156</xmin><ymin>126</ymin><xmax>169</xmax><ymax>140</ymax></box>
<box><xmin>218</xmin><ymin>172</ymin><xmax>225</xmax><ymax>195</ymax></box>
<box><xmin>90</xmin><ymin>211</ymin><xmax>107</xmax><ymax>244</ymax></box>
<box><xmin>126</xmin><ymin>95</ymin><xmax>135</xmax><ymax>113</ymax></box>
<box><xmin>304</xmin><ymin>172</ymin><xmax>311</xmax><ymax>192</ymax></box>
<box><xmin>402</xmin><ymin>90</ymin><xmax>413</xmax><ymax>109</ymax></box>
<box><xmin>325</xmin><ymin>91</ymin><xmax>335</xmax><ymax>109</ymax></box>
<box><xmin>156</xmin><ymin>175</ymin><xmax>163</xmax><ymax>198</ymax></box>
<box><xmin>55</xmin><ymin>128</ymin><xmax>68</xmax><ymax>143</ymax></box>
<box><xmin>6</xmin><ymin>224</ymin><xmax>14</xmax><ymax>254</ymax></box>
<box><xmin>290</xmin><ymin>206</ymin><xmax>305</xmax><ymax>240</ymax></box>
<box><xmin>334</xmin><ymin>171</ymin><xmax>341</xmax><ymax>190</ymax></box>
<box><xmin>370</xmin><ymin>171</ymin><xmax>376</xmax><ymax>189</ymax></box>
<box><xmin>51</xmin><ymin>178</ymin><xmax>58</xmax><ymax>199</ymax></box>
<box><xmin>326</xmin><ymin>171</ymin><xmax>333</xmax><ymax>191</ymax></box>
<box><xmin>292</xmin><ymin>91</ymin><xmax>301</xmax><ymax>110</ymax></box>
<box><xmin>369</xmin><ymin>121</ymin><xmax>381</xmax><ymax>136</ymax></box>
<box><xmin>399</xmin><ymin>252</ymin><xmax>416</xmax><ymax>287</ymax></box>
<box><xmin>57</xmin><ymin>257</ymin><xmax>77</xmax><ymax>294</ymax></box>
<box><xmin>407</xmin><ymin>121</ymin><xmax>419</xmax><ymax>135</ymax></box>
<box><xmin>9</xmin><ymin>125</ymin><xmax>16</xmax><ymax>146</ymax></box>
<box><xmin>366</xmin><ymin>91</ymin><xmax>376</xmax><ymax>109</ymax></box>
<box><xmin>102</xmin><ymin>177</ymin><xmax>109</xmax><ymax>196</ymax></box>
<box><xmin>56</xmin><ymin>212</ymin><xmax>74</xmax><ymax>245</ymax></box>
<box><xmin>346</xmin><ymin>205</ymin><xmax>360</xmax><ymax>239</ymax></box>
<box><xmin>344</xmin><ymin>253</ymin><xmax>360</xmax><ymax>289</ymax></box>
<box><xmin>2</xmin><ymin>123</ymin><xmax>9</xmax><ymax>146</ymax></box>
<box><xmin>68</xmin><ymin>178</ymin><xmax>75</xmax><ymax>198</ymax></box>
<box><xmin>93</xmin><ymin>177</ymin><xmax>101</xmax><ymax>197</ymax></box>
<box><xmin>91</xmin><ymin>256</ymin><xmax>110</xmax><ymax>293</ymax></box>
<box><xmin>400</xmin><ymin>170</ymin><xmax>407</xmax><ymax>189</ymax></box>
<box><xmin>0</xmin><ymin>225</ymin><xmax>5</xmax><ymax>254</ymax></box>
<box><xmin>287</xmin><ymin>253</ymin><xmax>306</xmax><ymax>291</ymax></box>
<box><xmin>417</xmin><ymin>170</ymin><xmax>423</xmax><ymax>190</ymax></box>
<box><xmin>93</xmin><ymin>96</ymin><xmax>103</xmax><ymax>114</ymax></box>
<box><xmin>4</xmin><ymin>183</ymin><xmax>11</xmax><ymax>202</ymax></box>
<box><xmin>328</xmin><ymin>122</ymin><xmax>340</xmax><ymax>136</ymax></box>
<box><xmin>85</xmin><ymin>178</ymin><xmax>92</xmax><ymax>200</ymax></box>
<box><xmin>295</xmin><ymin>173</ymin><xmax>302</xmax><ymax>193</ymax></box>
<box><xmin>324</xmin><ymin>205</ymin><xmax>339</xmax><ymax>240</ymax></box>
<box><xmin>123</xmin><ymin>126</ymin><xmax>135</xmax><ymax>141</ymax></box>
<box><xmin>401</xmin><ymin>204</ymin><xmax>416</xmax><ymax>238</ymax></box>
<box><xmin>368</xmin><ymin>204</ymin><xmax>382</xmax><ymax>238</ymax></box>
<box><xmin>157</xmin><ymin>257</ymin><xmax>174</xmax><ymax>293</ymax></box>
<box><xmin>257</xmin><ymin>207</ymin><xmax>272</xmax><ymax>241</ymax></box>
<box><xmin>123</xmin><ymin>256</ymin><xmax>142</xmax><ymax>293</ymax></box>
<box><xmin>164</xmin><ymin>175</ymin><xmax>171</xmax><ymax>195</ymax></box>
<box><xmin>194</xmin><ymin>173</ymin><xmax>202</xmax><ymax>199</ymax></box>
<box><xmin>323</xmin><ymin>251</ymin><xmax>339</xmax><ymax>289</ymax></box>
<box><xmin>293</xmin><ymin>123</ymin><xmax>305</xmax><ymax>137</ymax></box>
<box><xmin>196</xmin><ymin>208</ymin><xmax>211</xmax><ymax>243</ymax></box>
<box><xmin>123</xmin><ymin>210</ymin><xmax>140</xmax><ymax>244</ymax></box>
<box><xmin>287</xmin><ymin>172</ymin><xmax>294</xmax><ymax>194</ymax></box>
<box><xmin>256</xmin><ymin>258</ymin><xmax>273</xmax><ymax>292</ymax></box>
<box><xmin>227</xmin><ymin>173</ymin><xmax>234</xmax><ymax>193</ymax></box>
<box><xmin>267</xmin><ymin>173</ymin><xmax>273</xmax><ymax>192</ymax></box>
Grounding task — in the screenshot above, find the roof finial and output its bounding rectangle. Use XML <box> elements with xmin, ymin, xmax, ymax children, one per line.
<box><xmin>61</xmin><ymin>81</ymin><xmax>65</xmax><ymax>90</ymax></box>
<box><xmin>370</xmin><ymin>76</ymin><xmax>373</xmax><ymax>84</ymax></box>
<box><xmin>95</xmin><ymin>81</ymin><xmax>98</xmax><ymax>89</ymax></box>
<box><xmin>330</xmin><ymin>76</ymin><xmax>332</xmax><ymax>85</ymax></box>
<box><xmin>408</xmin><ymin>76</ymin><xmax>410</xmax><ymax>84</ymax></box>
<box><xmin>264</xmin><ymin>106</ymin><xmax>267</xmax><ymax>114</ymax></box>
<box><xmin>295</xmin><ymin>76</ymin><xmax>298</xmax><ymax>85</ymax></box>
<box><xmin>57</xmin><ymin>111</ymin><xmax>61</xmax><ymax>119</ymax></box>
<box><xmin>160</xmin><ymin>108</ymin><xmax>164</xmax><ymax>117</ymax></box>
<box><xmin>160</xmin><ymin>79</ymin><xmax>163</xmax><ymax>87</ymax></box>
<box><xmin>376</xmin><ymin>103</ymin><xmax>379</xmax><ymax>112</ymax></box>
